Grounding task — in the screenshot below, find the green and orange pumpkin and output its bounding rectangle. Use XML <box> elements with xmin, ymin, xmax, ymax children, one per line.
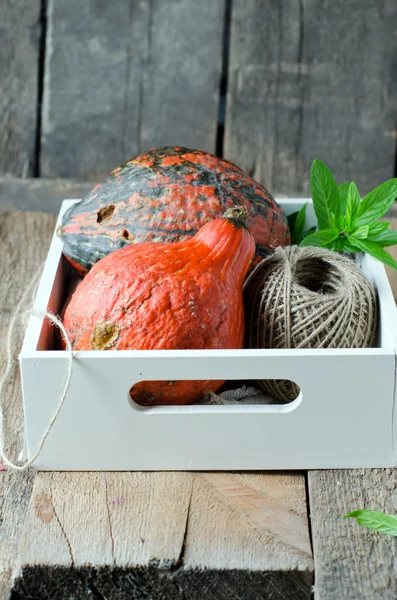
<box><xmin>58</xmin><ymin>146</ymin><xmax>290</xmax><ymax>276</ymax></box>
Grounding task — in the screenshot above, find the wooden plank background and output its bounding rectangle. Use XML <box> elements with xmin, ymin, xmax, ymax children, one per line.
<box><xmin>225</xmin><ymin>0</ymin><xmax>397</xmax><ymax>196</ymax></box>
<box><xmin>40</xmin><ymin>0</ymin><xmax>225</xmax><ymax>180</ymax></box>
<box><xmin>1</xmin><ymin>0</ymin><xmax>396</xmax><ymax>196</ymax></box>
<box><xmin>0</xmin><ymin>1</ymin><xmax>42</xmax><ymax>178</ymax></box>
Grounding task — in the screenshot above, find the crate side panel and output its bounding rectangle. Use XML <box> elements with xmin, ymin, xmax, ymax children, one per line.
<box><xmin>20</xmin><ymin>351</ymin><xmax>395</xmax><ymax>470</ymax></box>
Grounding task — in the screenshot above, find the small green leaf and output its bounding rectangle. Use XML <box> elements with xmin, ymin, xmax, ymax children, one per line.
<box><xmin>291</xmin><ymin>203</ymin><xmax>307</xmax><ymax>244</ymax></box>
<box><xmin>368</xmin><ymin>221</ymin><xmax>390</xmax><ymax>236</ymax></box>
<box><xmin>338</xmin><ymin>182</ymin><xmax>351</xmax><ymax>206</ymax></box>
<box><xmin>327</xmin><ymin>236</ymin><xmax>345</xmax><ymax>251</ymax></box>
<box><xmin>326</xmin><ymin>238</ymin><xmax>344</xmax><ymax>251</ymax></box>
<box><xmin>344</xmin><ymin>510</ymin><xmax>397</xmax><ymax>536</ymax></box>
<box><xmin>287</xmin><ymin>211</ymin><xmax>298</xmax><ymax>234</ymax></box>
<box><xmin>310</xmin><ymin>160</ymin><xmax>340</xmax><ymax>229</ymax></box>
<box><xmin>299</xmin><ymin>228</ymin><xmax>340</xmax><ymax>248</ymax></box>
<box><xmin>297</xmin><ymin>226</ymin><xmax>317</xmax><ymax>246</ymax></box>
<box><xmin>287</xmin><ymin>205</ymin><xmax>311</xmax><ymax>244</ymax></box>
<box><xmin>347</xmin><ymin>237</ymin><xmax>397</xmax><ymax>270</ymax></box>
<box><xmin>351</xmin><ymin>225</ymin><xmax>369</xmax><ymax>239</ymax></box>
<box><xmin>338</xmin><ymin>239</ymin><xmax>361</xmax><ymax>253</ymax></box>
<box><xmin>367</xmin><ymin>227</ymin><xmax>397</xmax><ymax>247</ymax></box>
<box><xmin>338</xmin><ymin>182</ymin><xmax>351</xmax><ymax>226</ymax></box>
<box><xmin>355</xmin><ymin>179</ymin><xmax>397</xmax><ymax>227</ymax></box>
<box><xmin>302</xmin><ymin>226</ymin><xmax>316</xmax><ymax>238</ymax></box>
<box><xmin>345</xmin><ymin>182</ymin><xmax>361</xmax><ymax>230</ymax></box>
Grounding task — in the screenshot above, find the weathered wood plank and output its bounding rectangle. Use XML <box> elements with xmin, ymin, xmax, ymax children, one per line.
<box><xmin>41</xmin><ymin>0</ymin><xmax>225</xmax><ymax>180</ymax></box>
<box><xmin>184</xmin><ymin>472</ymin><xmax>312</xmax><ymax>571</ymax></box>
<box><xmin>0</xmin><ymin>473</ymin><xmax>35</xmax><ymax>600</ymax></box>
<box><xmin>225</xmin><ymin>0</ymin><xmax>397</xmax><ymax>196</ymax></box>
<box><xmin>0</xmin><ymin>210</ymin><xmax>56</xmax><ymax>599</ymax></box>
<box><xmin>0</xmin><ymin>1</ymin><xmax>42</xmax><ymax>177</ymax></box>
<box><xmin>309</xmin><ymin>218</ymin><xmax>397</xmax><ymax>600</ymax></box>
<box><xmin>137</xmin><ymin>0</ymin><xmax>225</xmax><ymax>155</ymax></box>
<box><xmin>309</xmin><ymin>469</ymin><xmax>397</xmax><ymax>600</ymax></box>
<box><xmin>0</xmin><ymin>176</ymin><xmax>92</xmax><ymax>213</ymax></box>
<box><xmin>20</xmin><ymin>472</ymin><xmax>192</xmax><ymax>569</ymax></box>
<box><xmin>15</xmin><ymin>471</ymin><xmax>313</xmax><ymax>599</ymax></box>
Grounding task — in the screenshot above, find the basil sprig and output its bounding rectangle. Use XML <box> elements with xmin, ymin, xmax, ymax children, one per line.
<box><xmin>293</xmin><ymin>160</ymin><xmax>397</xmax><ymax>269</ymax></box>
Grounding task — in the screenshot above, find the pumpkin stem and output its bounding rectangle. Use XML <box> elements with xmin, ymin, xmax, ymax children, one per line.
<box><xmin>222</xmin><ymin>206</ymin><xmax>249</xmax><ymax>229</ymax></box>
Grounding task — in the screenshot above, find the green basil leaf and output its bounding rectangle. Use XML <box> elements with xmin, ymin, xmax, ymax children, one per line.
<box><xmin>334</xmin><ymin>237</ymin><xmax>349</xmax><ymax>251</ymax></box>
<box><xmin>345</xmin><ymin>182</ymin><xmax>361</xmax><ymax>230</ymax></box>
<box><xmin>291</xmin><ymin>203</ymin><xmax>307</xmax><ymax>244</ymax></box>
<box><xmin>347</xmin><ymin>237</ymin><xmax>397</xmax><ymax>270</ymax></box>
<box><xmin>351</xmin><ymin>225</ymin><xmax>369</xmax><ymax>239</ymax></box>
<box><xmin>310</xmin><ymin>160</ymin><xmax>339</xmax><ymax>229</ymax></box>
<box><xmin>338</xmin><ymin>182</ymin><xmax>351</xmax><ymax>225</ymax></box>
<box><xmin>301</xmin><ymin>226</ymin><xmax>316</xmax><ymax>239</ymax></box>
<box><xmin>326</xmin><ymin>237</ymin><xmax>344</xmax><ymax>251</ymax></box>
<box><xmin>297</xmin><ymin>226</ymin><xmax>317</xmax><ymax>246</ymax></box>
<box><xmin>339</xmin><ymin>239</ymin><xmax>361</xmax><ymax>253</ymax></box>
<box><xmin>368</xmin><ymin>221</ymin><xmax>390</xmax><ymax>235</ymax></box>
<box><xmin>299</xmin><ymin>228</ymin><xmax>340</xmax><ymax>248</ymax></box>
<box><xmin>344</xmin><ymin>510</ymin><xmax>397</xmax><ymax>536</ymax></box>
<box><xmin>367</xmin><ymin>227</ymin><xmax>397</xmax><ymax>246</ymax></box>
<box><xmin>287</xmin><ymin>211</ymin><xmax>298</xmax><ymax>234</ymax></box>
<box><xmin>355</xmin><ymin>179</ymin><xmax>397</xmax><ymax>227</ymax></box>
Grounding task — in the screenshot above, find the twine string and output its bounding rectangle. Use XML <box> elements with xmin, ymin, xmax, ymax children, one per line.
<box><xmin>0</xmin><ymin>266</ymin><xmax>73</xmax><ymax>471</ymax></box>
<box><xmin>244</xmin><ymin>246</ymin><xmax>378</xmax><ymax>402</ymax></box>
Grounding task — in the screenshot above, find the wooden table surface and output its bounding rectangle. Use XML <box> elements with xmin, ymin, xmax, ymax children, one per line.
<box><xmin>0</xmin><ymin>207</ymin><xmax>397</xmax><ymax>600</ymax></box>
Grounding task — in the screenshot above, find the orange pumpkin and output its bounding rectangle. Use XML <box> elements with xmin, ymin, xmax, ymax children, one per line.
<box><xmin>63</xmin><ymin>207</ymin><xmax>255</xmax><ymax>405</ymax></box>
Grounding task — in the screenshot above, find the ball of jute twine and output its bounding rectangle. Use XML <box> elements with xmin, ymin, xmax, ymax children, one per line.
<box><xmin>244</xmin><ymin>245</ymin><xmax>378</xmax><ymax>402</ymax></box>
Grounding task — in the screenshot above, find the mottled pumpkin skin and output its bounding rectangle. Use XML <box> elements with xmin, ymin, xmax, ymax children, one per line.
<box><xmin>59</xmin><ymin>146</ymin><xmax>290</xmax><ymax>276</ymax></box>
<box><xmin>63</xmin><ymin>212</ymin><xmax>256</xmax><ymax>405</ymax></box>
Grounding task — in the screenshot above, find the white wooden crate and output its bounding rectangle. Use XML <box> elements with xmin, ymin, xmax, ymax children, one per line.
<box><xmin>19</xmin><ymin>199</ymin><xmax>397</xmax><ymax>470</ymax></box>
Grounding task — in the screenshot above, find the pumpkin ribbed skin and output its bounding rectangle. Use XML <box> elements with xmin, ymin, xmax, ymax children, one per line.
<box><xmin>63</xmin><ymin>209</ymin><xmax>256</xmax><ymax>405</ymax></box>
<box><xmin>59</xmin><ymin>146</ymin><xmax>289</xmax><ymax>276</ymax></box>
